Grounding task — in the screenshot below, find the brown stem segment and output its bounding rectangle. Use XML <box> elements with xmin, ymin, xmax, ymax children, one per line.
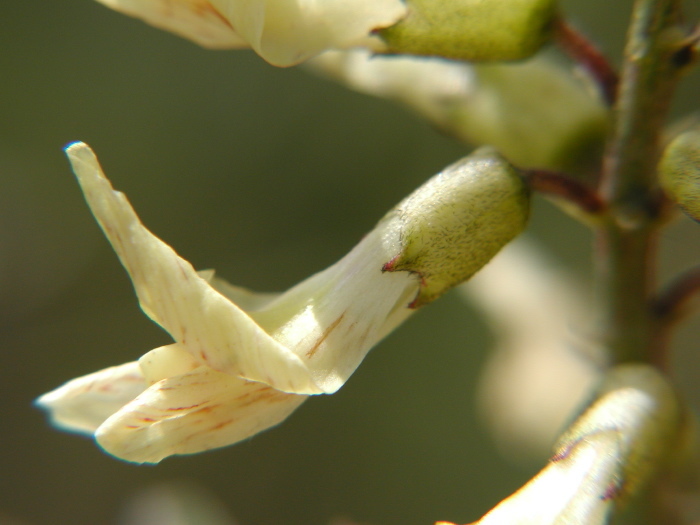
<box><xmin>649</xmin><ymin>266</ymin><xmax>700</xmax><ymax>371</ymax></box>
<box><xmin>524</xmin><ymin>169</ymin><xmax>605</xmax><ymax>215</ymax></box>
<box><xmin>594</xmin><ymin>0</ymin><xmax>685</xmax><ymax>365</ymax></box>
<box><xmin>554</xmin><ymin>16</ymin><xmax>620</xmax><ymax>106</ymax></box>
<box><xmin>653</xmin><ymin>266</ymin><xmax>700</xmax><ymax>322</ymax></box>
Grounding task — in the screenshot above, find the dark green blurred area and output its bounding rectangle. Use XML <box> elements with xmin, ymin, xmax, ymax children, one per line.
<box><xmin>1</xmin><ymin>1</ymin><xmax>699</xmax><ymax>524</ymax></box>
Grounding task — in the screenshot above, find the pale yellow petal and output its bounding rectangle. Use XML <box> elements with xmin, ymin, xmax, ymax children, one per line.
<box><xmin>309</xmin><ymin>49</ymin><xmax>475</xmax><ymax>124</ymax></box>
<box><xmin>95</xmin><ymin>0</ymin><xmax>406</xmax><ymax>66</ymax></box>
<box><xmin>95</xmin><ymin>0</ymin><xmax>247</xmax><ymax>49</ymax></box>
<box><xmin>36</xmin><ymin>361</ymin><xmax>146</xmax><ymax>434</ymax></box>
<box><xmin>208</xmin><ymin>261</ymin><xmax>416</xmax><ymax>394</ymax></box>
<box><xmin>472</xmin><ymin>365</ymin><xmax>683</xmax><ymax>524</ymax></box>
<box><xmin>474</xmin><ymin>433</ymin><xmax>618</xmax><ymax>524</ymax></box>
<box><xmin>96</xmin><ymin>365</ymin><xmax>307</xmax><ymax>463</ymax></box>
<box><xmin>200</xmin><ymin>269</ymin><xmax>280</xmax><ymax>311</ymax></box>
<box><xmin>65</xmin><ymin>142</ymin><xmax>321</xmax><ymax>394</ymax></box>
<box><xmin>138</xmin><ymin>344</ymin><xmax>202</xmax><ymax>385</ymax></box>
<box><xmin>309</xmin><ymin>50</ymin><xmax>607</xmax><ymax>172</ymax></box>
<box><xmin>208</xmin><ymin>0</ymin><xmax>406</xmax><ymax>66</ymax></box>
<box><xmin>250</xmin><ymin>230</ymin><xmax>417</xmax><ymax>393</ymax></box>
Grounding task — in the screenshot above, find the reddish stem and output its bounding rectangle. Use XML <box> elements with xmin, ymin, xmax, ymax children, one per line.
<box><xmin>554</xmin><ymin>16</ymin><xmax>620</xmax><ymax>106</ymax></box>
<box><xmin>524</xmin><ymin>169</ymin><xmax>605</xmax><ymax>215</ymax></box>
<box><xmin>653</xmin><ymin>266</ymin><xmax>700</xmax><ymax>322</ymax></box>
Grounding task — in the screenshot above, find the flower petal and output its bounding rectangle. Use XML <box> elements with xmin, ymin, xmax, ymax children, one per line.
<box><xmin>208</xmin><ymin>0</ymin><xmax>407</xmax><ymax>66</ymax></box>
<box><xmin>473</xmin><ymin>432</ymin><xmax>619</xmax><ymax>525</ymax></box>
<box><xmin>95</xmin><ymin>0</ymin><xmax>248</xmax><ymax>49</ymax></box>
<box><xmin>470</xmin><ymin>365</ymin><xmax>684</xmax><ymax>525</ymax></box>
<box><xmin>309</xmin><ymin>50</ymin><xmax>607</xmax><ymax>172</ymax></box>
<box><xmin>94</xmin><ymin>0</ymin><xmax>406</xmax><ymax>67</ymax></box>
<box><xmin>139</xmin><ymin>344</ymin><xmax>203</xmax><ymax>385</ymax></box>
<box><xmin>66</xmin><ymin>142</ymin><xmax>321</xmax><ymax>394</ymax></box>
<box><xmin>96</xmin><ymin>361</ymin><xmax>307</xmax><ymax>463</ymax></box>
<box><xmin>246</xmin><ymin>230</ymin><xmax>418</xmax><ymax>393</ymax></box>
<box><xmin>36</xmin><ymin>361</ymin><xmax>146</xmax><ymax>434</ymax></box>
<box><xmin>200</xmin><ymin>269</ymin><xmax>280</xmax><ymax>311</ymax></box>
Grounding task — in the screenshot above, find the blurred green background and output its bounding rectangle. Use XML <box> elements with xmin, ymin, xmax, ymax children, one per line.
<box><xmin>1</xmin><ymin>1</ymin><xmax>699</xmax><ymax>524</ymax></box>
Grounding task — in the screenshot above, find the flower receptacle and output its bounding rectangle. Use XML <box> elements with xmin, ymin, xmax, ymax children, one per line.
<box><xmin>378</xmin><ymin>0</ymin><xmax>556</xmax><ymax>62</ymax></box>
<box><xmin>381</xmin><ymin>148</ymin><xmax>530</xmax><ymax>308</ymax></box>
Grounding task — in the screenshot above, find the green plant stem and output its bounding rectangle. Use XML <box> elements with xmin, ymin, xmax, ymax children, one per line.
<box><xmin>596</xmin><ymin>0</ymin><xmax>684</xmax><ymax>365</ymax></box>
<box><xmin>594</xmin><ymin>224</ymin><xmax>658</xmax><ymax>364</ymax></box>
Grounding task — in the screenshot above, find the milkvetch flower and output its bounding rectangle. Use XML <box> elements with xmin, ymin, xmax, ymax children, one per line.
<box><xmin>37</xmin><ymin>143</ymin><xmax>529</xmax><ymax>463</ymax></box>
<box><xmin>462</xmin><ymin>236</ymin><xmax>602</xmax><ymax>460</ymax></box>
<box><xmin>309</xmin><ymin>50</ymin><xmax>608</xmax><ymax>173</ymax></box>
<box><xmin>443</xmin><ymin>364</ymin><xmax>685</xmax><ymax>525</ymax></box>
<box><xmin>92</xmin><ymin>0</ymin><xmax>406</xmax><ymax>66</ymax></box>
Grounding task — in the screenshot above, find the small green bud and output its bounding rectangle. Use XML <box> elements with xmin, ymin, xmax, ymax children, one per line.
<box><xmin>382</xmin><ymin>147</ymin><xmax>530</xmax><ymax>307</ymax></box>
<box><xmin>658</xmin><ymin>128</ymin><xmax>700</xmax><ymax>222</ymax></box>
<box><xmin>379</xmin><ymin>0</ymin><xmax>556</xmax><ymax>62</ymax></box>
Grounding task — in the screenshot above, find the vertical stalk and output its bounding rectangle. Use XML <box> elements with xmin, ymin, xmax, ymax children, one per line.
<box><xmin>596</xmin><ymin>0</ymin><xmax>684</xmax><ymax>364</ymax></box>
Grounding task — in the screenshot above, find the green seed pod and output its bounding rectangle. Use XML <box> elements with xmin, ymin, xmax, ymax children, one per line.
<box><xmin>381</xmin><ymin>147</ymin><xmax>530</xmax><ymax>307</ymax></box>
<box><xmin>379</xmin><ymin>0</ymin><xmax>556</xmax><ymax>62</ymax></box>
<box><xmin>658</xmin><ymin>129</ymin><xmax>700</xmax><ymax>222</ymax></box>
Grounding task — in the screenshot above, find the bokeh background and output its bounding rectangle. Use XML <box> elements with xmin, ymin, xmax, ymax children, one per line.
<box><xmin>2</xmin><ymin>1</ymin><xmax>699</xmax><ymax>524</ymax></box>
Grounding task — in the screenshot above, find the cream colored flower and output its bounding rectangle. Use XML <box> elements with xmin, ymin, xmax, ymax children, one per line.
<box><xmin>37</xmin><ymin>143</ymin><xmax>528</xmax><ymax>464</ymax></box>
<box><xmin>37</xmin><ymin>142</ymin><xmax>417</xmax><ymax>463</ymax></box>
<box><xmin>462</xmin><ymin>237</ymin><xmax>602</xmax><ymax>461</ymax></box>
<box><xmin>93</xmin><ymin>0</ymin><xmax>406</xmax><ymax>66</ymax></box>
<box><xmin>453</xmin><ymin>365</ymin><xmax>684</xmax><ymax>525</ymax></box>
<box><xmin>308</xmin><ymin>50</ymin><xmax>608</xmax><ymax>172</ymax></box>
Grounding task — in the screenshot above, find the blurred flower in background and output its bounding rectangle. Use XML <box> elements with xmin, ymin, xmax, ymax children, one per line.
<box><xmin>309</xmin><ymin>50</ymin><xmax>608</xmax><ymax>174</ymax></box>
<box><xmin>462</xmin><ymin>236</ymin><xmax>603</xmax><ymax>462</ymax></box>
<box><xmin>119</xmin><ymin>480</ymin><xmax>238</xmax><ymax>525</ymax></box>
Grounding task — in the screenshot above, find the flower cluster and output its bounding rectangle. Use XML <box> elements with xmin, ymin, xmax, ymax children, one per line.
<box><xmin>36</xmin><ymin>1</ymin><xmax>695</xmax><ymax>523</ymax></box>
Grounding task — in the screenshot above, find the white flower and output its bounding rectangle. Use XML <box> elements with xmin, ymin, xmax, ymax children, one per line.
<box><xmin>37</xmin><ymin>143</ymin><xmax>528</xmax><ymax>463</ymax></box>
<box><xmin>93</xmin><ymin>0</ymin><xmax>406</xmax><ymax>66</ymax></box>
<box><xmin>308</xmin><ymin>50</ymin><xmax>608</xmax><ymax>172</ymax></box>
<box><xmin>36</xmin><ymin>142</ymin><xmax>417</xmax><ymax>463</ymax></box>
<box><xmin>462</xmin><ymin>236</ymin><xmax>603</xmax><ymax>460</ymax></box>
<box><xmin>446</xmin><ymin>365</ymin><xmax>683</xmax><ymax>525</ymax></box>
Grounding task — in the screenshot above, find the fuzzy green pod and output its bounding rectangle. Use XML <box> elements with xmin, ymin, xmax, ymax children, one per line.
<box><xmin>379</xmin><ymin>0</ymin><xmax>556</xmax><ymax>62</ymax></box>
<box><xmin>659</xmin><ymin>129</ymin><xmax>700</xmax><ymax>222</ymax></box>
<box><xmin>381</xmin><ymin>147</ymin><xmax>530</xmax><ymax>307</ymax></box>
